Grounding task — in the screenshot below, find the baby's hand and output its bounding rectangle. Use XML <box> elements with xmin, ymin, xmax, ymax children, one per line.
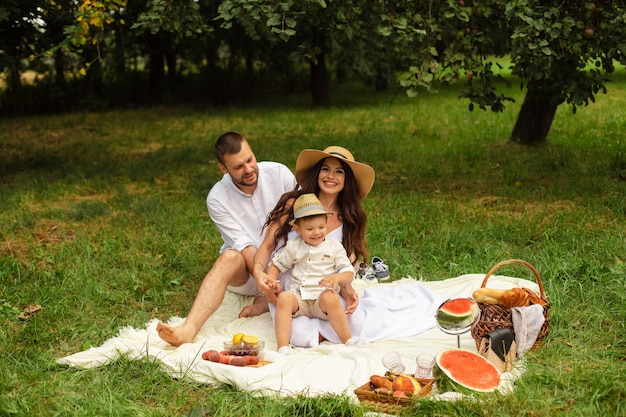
<box><xmin>265</xmin><ymin>279</ymin><xmax>281</xmax><ymax>292</ymax></box>
<box><xmin>264</xmin><ymin>280</ymin><xmax>281</xmax><ymax>304</ymax></box>
<box><xmin>318</xmin><ymin>276</ymin><xmax>339</xmax><ymax>292</ymax></box>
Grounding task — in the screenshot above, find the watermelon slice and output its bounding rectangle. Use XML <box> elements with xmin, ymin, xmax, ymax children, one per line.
<box><xmin>434</xmin><ymin>349</ymin><xmax>500</xmax><ymax>394</ymax></box>
<box><xmin>436</xmin><ymin>298</ymin><xmax>479</xmax><ymax>329</ymax></box>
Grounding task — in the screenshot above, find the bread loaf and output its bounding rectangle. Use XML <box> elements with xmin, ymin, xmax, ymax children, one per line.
<box><xmin>474</xmin><ymin>287</ymin><xmax>546</xmax><ymax>307</ymax></box>
<box><xmin>472</xmin><ymin>288</ymin><xmax>504</xmax><ymax>304</ymax></box>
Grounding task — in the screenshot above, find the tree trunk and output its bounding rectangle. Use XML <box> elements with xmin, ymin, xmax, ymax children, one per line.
<box><xmin>375</xmin><ymin>70</ymin><xmax>388</xmax><ymax>91</ymax></box>
<box><xmin>511</xmin><ymin>81</ymin><xmax>558</xmax><ymax>145</ymax></box>
<box><xmin>147</xmin><ymin>34</ymin><xmax>165</xmax><ymax>103</ymax></box>
<box><xmin>54</xmin><ymin>50</ymin><xmax>65</xmax><ymax>86</ymax></box>
<box><xmin>84</xmin><ymin>49</ymin><xmax>103</xmax><ymax>98</ymax></box>
<box><xmin>4</xmin><ymin>56</ymin><xmax>22</xmax><ymax>113</ymax></box>
<box><xmin>310</xmin><ymin>28</ymin><xmax>329</xmax><ymax>107</ymax></box>
<box><xmin>165</xmin><ymin>51</ymin><xmax>177</xmax><ymax>84</ymax></box>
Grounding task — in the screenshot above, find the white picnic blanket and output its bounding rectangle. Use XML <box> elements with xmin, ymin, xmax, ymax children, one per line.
<box><xmin>57</xmin><ymin>274</ymin><xmax>537</xmax><ymax>399</ymax></box>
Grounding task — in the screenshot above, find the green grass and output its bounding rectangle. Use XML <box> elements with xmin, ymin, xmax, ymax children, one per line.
<box><xmin>1</xmin><ymin>75</ymin><xmax>625</xmax><ymax>416</ymax></box>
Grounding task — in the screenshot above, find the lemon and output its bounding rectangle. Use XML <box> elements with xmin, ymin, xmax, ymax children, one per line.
<box><xmin>242</xmin><ymin>335</ymin><xmax>259</xmax><ymax>345</ymax></box>
<box><xmin>232</xmin><ymin>332</ymin><xmax>245</xmax><ymax>345</ymax></box>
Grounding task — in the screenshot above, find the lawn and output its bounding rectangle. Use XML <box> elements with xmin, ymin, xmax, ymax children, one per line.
<box><xmin>1</xmin><ymin>77</ymin><xmax>625</xmax><ymax>416</ymax></box>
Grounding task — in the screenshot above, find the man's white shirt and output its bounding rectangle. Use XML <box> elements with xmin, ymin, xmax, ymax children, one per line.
<box><xmin>207</xmin><ymin>161</ymin><xmax>296</xmax><ymax>253</ymax></box>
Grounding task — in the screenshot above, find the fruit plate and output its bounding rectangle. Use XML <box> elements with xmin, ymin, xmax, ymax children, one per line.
<box><xmin>354</xmin><ymin>377</ymin><xmax>433</xmax><ymax>412</ymax></box>
<box><xmin>223</xmin><ymin>340</ymin><xmax>265</xmax><ymax>356</ymax></box>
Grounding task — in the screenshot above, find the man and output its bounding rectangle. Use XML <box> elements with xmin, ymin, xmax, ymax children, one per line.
<box><xmin>156</xmin><ymin>132</ymin><xmax>296</xmax><ymax>346</ymax></box>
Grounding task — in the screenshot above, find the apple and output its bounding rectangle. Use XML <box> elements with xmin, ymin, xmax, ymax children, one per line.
<box><xmin>584</xmin><ymin>27</ymin><xmax>594</xmax><ymax>38</ymax></box>
<box><xmin>391</xmin><ymin>375</ymin><xmax>414</xmax><ymax>393</ymax></box>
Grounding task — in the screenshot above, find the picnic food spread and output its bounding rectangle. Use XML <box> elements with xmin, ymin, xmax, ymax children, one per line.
<box><xmin>201</xmin><ymin>333</ymin><xmax>264</xmax><ymax>367</ymax></box>
<box><xmin>368</xmin><ymin>372</ymin><xmax>423</xmax><ymax>397</ymax></box>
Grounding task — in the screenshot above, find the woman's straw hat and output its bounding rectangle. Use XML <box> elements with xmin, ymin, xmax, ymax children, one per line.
<box><xmin>295</xmin><ymin>146</ymin><xmax>375</xmax><ymax>199</ymax></box>
<box><xmin>288</xmin><ymin>193</ymin><xmax>332</xmax><ymax>226</ymax></box>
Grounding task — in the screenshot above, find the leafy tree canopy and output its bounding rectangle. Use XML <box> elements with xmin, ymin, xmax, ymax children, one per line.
<box><xmin>220</xmin><ymin>0</ymin><xmax>626</xmax><ymax>144</ymax></box>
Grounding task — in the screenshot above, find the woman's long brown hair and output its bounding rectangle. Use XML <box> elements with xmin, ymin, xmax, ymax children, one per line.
<box><xmin>263</xmin><ymin>158</ymin><xmax>368</xmax><ymax>263</ymax></box>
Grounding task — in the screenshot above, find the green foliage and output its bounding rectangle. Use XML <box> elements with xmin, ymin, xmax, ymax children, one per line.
<box><xmin>380</xmin><ymin>0</ymin><xmax>626</xmax><ymax>115</ymax></box>
<box><xmin>131</xmin><ymin>0</ymin><xmax>209</xmax><ymax>40</ymax></box>
<box><xmin>216</xmin><ymin>0</ymin><xmax>389</xmax><ymax>72</ymax></box>
<box><xmin>55</xmin><ymin>0</ymin><xmax>127</xmax><ymax>53</ymax></box>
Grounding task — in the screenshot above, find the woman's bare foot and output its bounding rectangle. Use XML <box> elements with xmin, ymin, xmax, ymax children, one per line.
<box><xmin>156</xmin><ymin>322</ymin><xmax>196</xmax><ymax>347</ymax></box>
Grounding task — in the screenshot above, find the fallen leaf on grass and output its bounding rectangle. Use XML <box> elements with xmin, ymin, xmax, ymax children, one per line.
<box><xmin>18</xmin><ymin>304</ymin><xmax>43</xmax><ymax>320</ymax></box>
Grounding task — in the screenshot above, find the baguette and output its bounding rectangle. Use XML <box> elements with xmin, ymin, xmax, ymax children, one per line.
<box><xmin>472</xmin><ymin>288</ymin><xmax>505</xmax><ymax>304</ymax></box>
<box><xmin>370</xmin><ymin>375</ymin><xmax>393</xmax><ymax>390</ymax></box>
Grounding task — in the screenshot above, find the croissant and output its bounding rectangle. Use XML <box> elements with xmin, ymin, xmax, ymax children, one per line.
<box><xmin>498</xmin><ymin>288</ymin><xmax>530</xmax><ymax>307</ymax></box>
<box><xmin>522</xmin><ymin>288</ymin><xmax>548</xmax><ymax>306</ymax></box>
<box><xmin>498</xmin><ymin>287</ymin><xmax>547</xmax><ymax>308</ymax></box>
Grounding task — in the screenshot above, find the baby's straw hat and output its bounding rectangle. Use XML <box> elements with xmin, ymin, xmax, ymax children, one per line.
<box><xmin>289</xmin><ymin>193</ymin><xmax>332</xmax><ymax>226</ymax></box>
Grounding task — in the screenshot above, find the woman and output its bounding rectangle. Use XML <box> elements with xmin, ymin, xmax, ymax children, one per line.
<box><xmin>246</xmin><ymin>146</ymin><xmax>375</xmax><ymax>347</ymax></box>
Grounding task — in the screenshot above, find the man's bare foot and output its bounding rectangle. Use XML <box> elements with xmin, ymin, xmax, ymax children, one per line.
<box><xmin>238</xmin><ymin>295</ymin><xmax>270</xmax><ymax>318</ymax></box>
<box><xmin>156</xmin><ymin>322</ymin><xmax>196</xmax><ymax>347</ymax></box>
<box><xmin>239</xmin><ymin>303</ymin><xmax>265</xmax><ymax>318</ymax></box>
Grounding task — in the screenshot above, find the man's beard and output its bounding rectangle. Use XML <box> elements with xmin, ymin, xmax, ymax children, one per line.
<box><xmin>232</xmin><ymin>169</ymin><xmax>258</xmax><ymax>187</ymax></box>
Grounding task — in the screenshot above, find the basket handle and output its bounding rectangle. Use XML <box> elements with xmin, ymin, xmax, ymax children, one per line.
<box><xmin>479</xmin><ymin>259</ymin><xmax>545</xmax><ymax>299</ymax></box>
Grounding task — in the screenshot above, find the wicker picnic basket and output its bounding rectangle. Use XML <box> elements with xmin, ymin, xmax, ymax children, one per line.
<box><xmin>354</xmin><ymin>377</ymin><xmax>434</xmax><ymax>414</ymax></box>
<box><xmin>470</xmin><ymin>259</ymin><xmax>550</xmax><ymax>351</ymax></box>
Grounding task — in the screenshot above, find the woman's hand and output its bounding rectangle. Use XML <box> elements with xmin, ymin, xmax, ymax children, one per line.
<box><xmin>339</xmin><ymin>283</ymin><xmax>359</xmax><ymax>315</ymax></box>
<box><xmin>255</xmin><ymin>272</ymin><xmax>276</xmax><ymax>294</ymax></box>
<box><xmin>320</xmin><ymin>271</ymin><xmax>359</xmax><ymax>314</ymax></box>
<box><xmin>253</xmin><ymin>274</ymin><xmax>281</xmax><ymax>305</ymax></box>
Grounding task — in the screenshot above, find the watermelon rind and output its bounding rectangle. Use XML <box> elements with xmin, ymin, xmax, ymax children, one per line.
<box><xmin>434</xmin><ymin>349</ymin><xmax>500</xmax><ymax>394</ymax></box>
<box><xmin>436</xmin><ymin>298</ymin><xmax>479</xmax><ymax>329</ymax></box>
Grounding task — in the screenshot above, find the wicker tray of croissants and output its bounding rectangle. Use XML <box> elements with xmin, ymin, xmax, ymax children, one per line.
<box><xmin>470</xmin><ymin>259</ymin><xmax>550</xmax><ymax>350</ymax></box>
